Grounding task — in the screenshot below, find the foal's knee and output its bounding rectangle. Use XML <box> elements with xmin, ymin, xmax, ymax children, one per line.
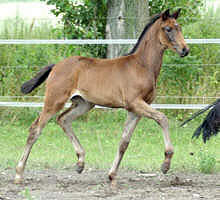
<box><xmin>156</xmin><ymin>112</ymin><xmax>168</xmax><ymax>128</ymax></box>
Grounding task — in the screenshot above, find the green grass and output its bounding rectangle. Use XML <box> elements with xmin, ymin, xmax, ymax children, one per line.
<box><xmin>0</xmin><ymin>109</ymin><xmax>219</xmax><ymax>173</ymax></box>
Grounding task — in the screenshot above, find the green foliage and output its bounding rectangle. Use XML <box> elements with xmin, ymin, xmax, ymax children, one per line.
<box><xmin>41</xmin><ymin>0</ymin><xmax>107</xmax><ymax>57</ymax></box>
<box><xmin>198</xmin><ymin>150</ymin><xmax>216</xmax><ymax>173</ymax></box>
<box><xmin>43</xmin><ymin>0</ymin><xmax>107</xmax><ymax>39</ymax></box>
<box><xmin>149</xmin><ymin>0</ymin><xmax>204</xmax><ymax>24</ymax></box>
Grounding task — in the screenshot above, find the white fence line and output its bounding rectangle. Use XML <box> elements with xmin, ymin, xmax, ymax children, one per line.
<box><xmin>0</xmin><ymin>101</ymin><xmax>209</xmax><ymax>109</ymax></box>
<box><xmin>0</xmin><ymin>39</ymin><xmax>220</xmax><ymax>45</ymax></box>
<box><xmin>0</xmin><ymin>39</ymin><xmax>219</xmax><ymax>110</ymax></box>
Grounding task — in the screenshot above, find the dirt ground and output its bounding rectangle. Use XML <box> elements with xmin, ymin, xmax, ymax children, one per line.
<box><xmin>0</xmin><ymin>168</ymin><xmax>220</xmax><ymax>200</ymax></box>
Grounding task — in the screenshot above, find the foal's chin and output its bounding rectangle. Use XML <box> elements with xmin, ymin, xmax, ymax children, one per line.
<box><xmin>179</xmin><ymin>52</ymin><xmax>188</xmax><ymax>58</ymax></box>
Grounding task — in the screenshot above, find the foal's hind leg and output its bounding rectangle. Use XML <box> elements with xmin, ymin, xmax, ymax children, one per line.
<box><xmin>14</xmin><ymin>110</ymin><xmax>54</xmax><ymax>184</ymax></box>
<box><xmin>57</xmin><ymin>96</ymin><xmax>94</xmax><ymax>173</ymax></box>
<box><xmin>108</xmin><ymin>112</ymin><xmax>140</xmax><ymax>187</ymax></box>
<box><xmin>15</xmin><ymin>88</ymin><xmax>69</xmax><ymax>184</ymax></box>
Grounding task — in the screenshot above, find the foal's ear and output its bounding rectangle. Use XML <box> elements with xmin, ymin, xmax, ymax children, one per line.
<box><xmin>162</xmin><ymin>9</ymin><xmax>170</xmax><ymax>21</ymax></box>
<box><xmin>172</xmin><ymin>8</ymin><xmax>181</xmax><ymax>19</ymax></box>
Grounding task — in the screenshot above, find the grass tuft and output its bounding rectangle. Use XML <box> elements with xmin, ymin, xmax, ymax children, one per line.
<box><xmin>198</xmin><ymin>150</ymin><xmax>216</xmax><ymax>174</ymax></box>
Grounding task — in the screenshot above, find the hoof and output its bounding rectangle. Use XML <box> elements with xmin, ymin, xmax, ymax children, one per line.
<box><xmin>75</xmin><ymin>163</ymin><xmax>84</xmax><ymax>174</ymax></box>
<box><xmin>110</xmin><ymin>179</ymin><xmax>117</xmax><ymax>190</ymax></box>
<box><xmin>161</xmin><ymin>162</ymin><xmax>170</xmax><ymax>174</ymax></box>
<box><xmin>108</xmin><ymin>175</ymin><xmax>117</xmax><ymax>190</ymax></box>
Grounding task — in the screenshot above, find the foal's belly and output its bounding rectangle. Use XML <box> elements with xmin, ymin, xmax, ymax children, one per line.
<box><xmin>70</xmin><ymin>89</ymin><xmax>124</xmax><ymax>108</ymax></box>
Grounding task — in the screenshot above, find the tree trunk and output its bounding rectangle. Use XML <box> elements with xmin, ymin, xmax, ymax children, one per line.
<box><xmin>106</xmin><ymin>0</ymin><xmax>149</xmax><ymax>58</ymax></box>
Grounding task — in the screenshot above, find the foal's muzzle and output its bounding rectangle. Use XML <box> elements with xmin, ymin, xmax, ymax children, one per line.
<box><xmin>180</xmin><ymin>47</ymin><xmax>189</xmax><ymax>57</ymax></box>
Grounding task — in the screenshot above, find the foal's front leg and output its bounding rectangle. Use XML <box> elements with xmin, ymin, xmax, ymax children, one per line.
<box><xmin>108</xmin><ymin>112</ymin><xmax>140</xmax><ymax>187</ymax></box>
<box><xmin>131</xmin><ymin>99</ymin><xmax>174</xmax><ymax>174</ymax></box>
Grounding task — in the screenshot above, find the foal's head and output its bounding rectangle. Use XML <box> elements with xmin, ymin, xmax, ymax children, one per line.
<box><xmin>158</xmin><ymin>9</ymin><xmax>189</xmax><ymax>57</ymax></box>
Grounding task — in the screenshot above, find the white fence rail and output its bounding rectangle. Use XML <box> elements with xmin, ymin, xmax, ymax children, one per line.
<box><xmin>0</xmin><ymin>39</ymin><xmax>220</xmax><ymax>45</ymax></box>
<box><xmin>0</xmin><ymin>102</ymin><xmax>209</xmax><ymax>109</ymax></box>
<box><xmin>0</xmin><ymin>38</ymin><xmax>219</xmax><ymax>109</ymax></box>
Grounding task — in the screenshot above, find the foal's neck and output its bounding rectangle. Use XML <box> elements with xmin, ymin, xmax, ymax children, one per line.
<box><xmin>135</xmin><ymin>25</ymin><xmax>165</xmax><ymax>80</ymax></box>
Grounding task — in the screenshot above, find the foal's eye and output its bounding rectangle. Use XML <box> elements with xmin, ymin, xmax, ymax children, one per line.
<box><xmin>164</xmin><ymin>26</ymin><xmax>172</xmax><ymax>32</ymax></box>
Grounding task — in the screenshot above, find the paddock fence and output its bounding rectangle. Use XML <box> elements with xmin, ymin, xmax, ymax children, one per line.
<box><xmin>0</xmin><ymin>39</ymin><xmax>219</xmax><ymax>110</ymax></box>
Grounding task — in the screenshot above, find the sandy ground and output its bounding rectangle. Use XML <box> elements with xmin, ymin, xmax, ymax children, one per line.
<box><xmin>0</xmin><ymin>168</ymin><xmax>220</xmax><ymax>200</ymax></box>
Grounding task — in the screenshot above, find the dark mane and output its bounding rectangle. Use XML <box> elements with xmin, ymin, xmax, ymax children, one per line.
<box><xmin>126</xmin><ymin>13</ymin><xmax>161</xmax><ymax>56</ymax></box>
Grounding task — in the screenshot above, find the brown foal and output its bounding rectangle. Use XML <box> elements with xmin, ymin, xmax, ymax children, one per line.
<box><xmin>15</xmin><ymin>9</ymin><xmax>189</xmax><ymax>186</ymax></box>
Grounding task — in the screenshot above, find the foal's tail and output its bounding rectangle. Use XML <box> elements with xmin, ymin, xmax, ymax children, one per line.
<box><xmin>21</xmin><ymin>64</ymin><xmax>55</xmax><ymax>94</ymax></box>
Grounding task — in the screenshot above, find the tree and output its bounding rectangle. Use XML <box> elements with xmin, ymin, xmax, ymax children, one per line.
<box><xmin>106</xmin><ymin>0</ymin><xmax>149</xmax><ymax>58</ymax></box>
<box><xmin>41</xmin><ymin>0</ymin><xmax>204</xmax><ymax>58</ymax></box>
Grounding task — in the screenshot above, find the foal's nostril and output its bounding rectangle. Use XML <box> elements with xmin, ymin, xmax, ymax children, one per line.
<box><xmin>181</xmin><ymin>47</ymin><xmax>189</xmax><ymax>57</ymax></box>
